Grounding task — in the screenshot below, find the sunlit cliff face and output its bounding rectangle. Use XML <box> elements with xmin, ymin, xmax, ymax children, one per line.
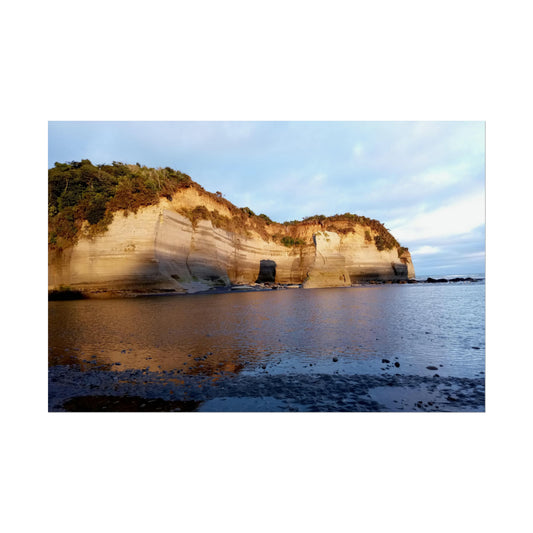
<box><xmin>48</xmin><ymin>188</ymin><xmax>414</xmax><ymax>293</ymax></box>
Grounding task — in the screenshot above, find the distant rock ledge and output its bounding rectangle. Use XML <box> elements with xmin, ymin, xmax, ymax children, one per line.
<box><xmin>47</xmin><ymin>276</ymin><xmax>483</xmax><ymax>300</ymax></box>
<box><xmin>49</xmin><ymin>186</ymin><xmax>415</xmax><ymax>295</ymax></box>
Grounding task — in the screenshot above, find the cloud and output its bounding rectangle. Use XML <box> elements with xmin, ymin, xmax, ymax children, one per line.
<box><xmin>413</xmin><ymin>245</ymin><xmax>440</xmax><ymax>255</ymax></box>
<box><xmin>310</xmin><ymin>173</ymin><xmax>327</xmax><ymax>184</ymax></box>
<box><xmin>353</xmin><ymin>143</ymin><xmax>364</xmax><ymax>157</ymax></box>
<box><xmin>410</xmin><ymin>166</ymin><xmax>464</xmax><ymax>188</ymax></box>
<box><xmin>390</xmin><ymin>190</ymin><xmax>485</xmax><ymax>244</ymax></box>
<box><xmin>462</xmin><ymin>251</ymin><xmax>486</xmax><ymax>260</ymax></box>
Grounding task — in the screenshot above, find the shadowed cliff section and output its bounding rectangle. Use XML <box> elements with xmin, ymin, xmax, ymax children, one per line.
<box><xmin>48</xmin><ymin>160</ymin><xmax>415</xmax><ymax>293</ymax></box>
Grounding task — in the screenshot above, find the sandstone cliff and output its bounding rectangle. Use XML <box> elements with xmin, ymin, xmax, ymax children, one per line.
<box><xmin>48</xmin><ymin>184</ymin><xmax>415</xmax><ymax>294</ymax></box>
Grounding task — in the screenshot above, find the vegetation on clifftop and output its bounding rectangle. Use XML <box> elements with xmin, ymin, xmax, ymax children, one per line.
<box><xmin>286</xmin><ymin>212</ymin><xmax>402</xmax><ymax>251</ymax></box>
<box><xmin>48</xmin><ymin>160</ymin><xmax>193</xmax><ymax>249</ymax></box>
<box><xmin>49</xmin><ymin>160</ymin><xmax>407</xmax><ymax>254</ymax></box>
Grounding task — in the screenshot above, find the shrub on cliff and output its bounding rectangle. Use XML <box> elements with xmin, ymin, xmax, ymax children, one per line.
<box><xmin>302</xmin><ymin>214</ymin><xmax>327</xmax><ymax>224</ymax></box>
<box><xmin>373</xmin><ymin>232</ymin><xmax>399</xmax><ymax>251</ymax></box>
<box><xmin>258</xmin><ymin>213</ymin><xmax>273</xmax><ymax>224</ymax></box>
<box><xmin>241</xmin><ymin>207</ymin><xmax>256</xmax><ymax>217</ymax></box>
<box><xmin>398</xmin><ymin>246</ymin><xmax>409</xmax><ymax>256</ymax></box>
<box><xmin>280</xmin><ymin>236</ymin><xmax>306</xmax><ymax>247</ymax></box>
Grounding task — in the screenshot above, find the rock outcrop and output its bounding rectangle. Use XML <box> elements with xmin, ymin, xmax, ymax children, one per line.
<box><xmin>48</xmin><ymin>186</ymin><xmax>415</xmax><ymax>294</ymax></box>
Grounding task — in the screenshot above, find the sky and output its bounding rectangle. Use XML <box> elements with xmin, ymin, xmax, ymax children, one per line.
<box><xmin>48</xmin><ymin>121</ymin><xmax>485</xmax><ymax>276</ymax></box>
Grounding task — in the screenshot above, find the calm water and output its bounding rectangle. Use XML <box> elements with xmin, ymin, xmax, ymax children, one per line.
<box><xmin>49</xmin><ymin>282</ymin><xmax>485</xmax><ymax>381</ymax></box>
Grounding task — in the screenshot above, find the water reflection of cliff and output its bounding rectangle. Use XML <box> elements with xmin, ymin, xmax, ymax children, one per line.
<box><xmin>48</xmin><ymin>294</ymin><xmax>268</xmax><ymax>377</ymax></box>
<box><xmin>49</xmin><ymin>286</ymin><xmax>404</xmax><ymax>377</ymax></box>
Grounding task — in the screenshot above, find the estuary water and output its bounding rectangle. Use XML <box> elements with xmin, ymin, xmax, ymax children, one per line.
<box><xmin>48</xmin><ymin>279</ymin><xmax>485</xmax><ymax>412</ymax></box>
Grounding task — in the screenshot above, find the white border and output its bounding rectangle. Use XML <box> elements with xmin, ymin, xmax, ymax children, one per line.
<box><xmin>3</xmin><ymin>1</ymin><xmax>531</xmax><ymax>532</ymax></box>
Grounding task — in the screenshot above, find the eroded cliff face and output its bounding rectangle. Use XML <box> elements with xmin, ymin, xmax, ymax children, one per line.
<box><xmin>48</xmin><ymin>188</ymin><xmax>415</xmax><ymax>293</ymax></box>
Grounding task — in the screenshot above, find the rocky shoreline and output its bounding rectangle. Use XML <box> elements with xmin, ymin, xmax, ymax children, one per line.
<box><xmin>48</xmin><ymin>364</ymin><xmax>485</xmax><ymax>412</ymax></box>
<box><xmin>48</xmin><ymin>277</ymin><xmax>484</xmax><ymax>300</ymax></box>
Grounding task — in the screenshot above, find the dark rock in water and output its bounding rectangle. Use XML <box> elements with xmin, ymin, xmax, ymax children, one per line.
<box><xmin>426</xmin><ymin>277</ymin><xmax>448</xmax><ymax>283</ymax></box>
<box><xmin>332</xmin><ymin>357</ymin><xmax>338</xmax><ymax>362</ymax></box>
<box><xmin>394</xmin><ymin>362</ymin><xmax>400</xmax><ymax>368</ymax></box>
<box><xmin>426</xmin><ymin>365</ymin><xmax>438</xmax><ymax>370</ymax></box>
<box><xmin>382</xmin><ymin>358</ymin><xmax>390</xmax><ymax>363</ymax></box>
<box><xmin>472</xmin><ymin>346</ymin><xmax>480</xmax><ymax>350</ymax></box>
<box><xmin>433</xmin><ymin>374</ymin><xmax>440</xmax><ymax>378</ymax></box>
<box><xmin>62</xmin><ymin>395</ymin><xmax>201</xmax><ymax>412</ymax></box>
<box><xmin>48</xmin><ymin>288</ymin><xmax>86</xmax><ymax>301</ymax></box>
